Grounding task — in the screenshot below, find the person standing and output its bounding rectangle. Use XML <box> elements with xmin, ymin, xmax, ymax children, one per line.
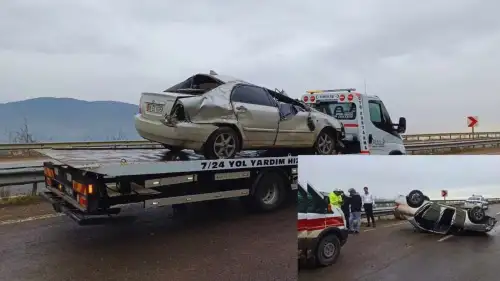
<box><xmin>340</xmin><ymin>190</ymin><xmax>351</xmax><ymax>230</ymax></box>
<box><xmin>329</xmin><ymin>189</ymin><xmax>343</xmax><ymax>208</ymax></box>
<box><xmin>362</xmin><ymin>186</ymin><xmax>376</xmax><ymax>227</ymax></box>
<box><xmin>348</xmin><ymin>188</ymin><xmax>362</xmax><ymax>234</ymax></box>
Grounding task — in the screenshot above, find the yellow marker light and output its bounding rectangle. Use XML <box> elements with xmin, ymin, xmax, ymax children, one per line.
<box><xmin>88</xmin><ymin>184</ymin><xmax>94</xmax><ymax>194</ymax></box>
<box><xmin>306</xmin><ymin>90</ymin><xmax>324</xmax><ymax>94</ymax></box>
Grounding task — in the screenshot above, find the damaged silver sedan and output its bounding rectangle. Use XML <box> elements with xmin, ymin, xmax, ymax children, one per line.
<box><xmin>395</xmin><ymin>190</ymin><xmax>497</xmax><ymax>235</ymax></box>
<box><xmin>134</xmin><ymin>71</ymin><xmax>345</xmax><ymax>159</ymax></box>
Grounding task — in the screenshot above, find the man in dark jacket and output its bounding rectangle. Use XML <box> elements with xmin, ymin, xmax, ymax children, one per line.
<box><xmin>348</xmin><ymin>188</ymin><xmax>363</xmax><ymax>234</ymax></box>
<box><xmin>340</xmin><ymin>191</ymin><xmax>351</xmax><ymax>230</ymax></box>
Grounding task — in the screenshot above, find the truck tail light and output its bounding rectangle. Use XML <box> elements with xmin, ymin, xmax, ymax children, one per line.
<box><xmin>72</xmin><ymin>181</ymin><xmax>94</xmax><ymax>195</ymax></box>
<box><xmin>44</xmin><ymin>167</ymin><xmax>55</xmax><ymax>178</ymax></box>
<box><xmin>77</xmin><ymin>194</ymin><xmax>88</xmax><ymax>207</ymax></box>
<box><xmin>44</xmin><ymin>167</ymin><xmax>55</xmax><ymax>186</ymax></box>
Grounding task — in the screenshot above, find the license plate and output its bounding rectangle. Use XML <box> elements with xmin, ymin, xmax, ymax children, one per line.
<box><xmin>146</xmin><ymin>103</ymin><xmax>164</xmax><ymax>114</ymax></box>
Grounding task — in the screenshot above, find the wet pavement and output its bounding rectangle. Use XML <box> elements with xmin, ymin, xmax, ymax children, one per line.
<box><xmin>299</xmin><ymin>204</ymin><xmax>500</xmax><ymax>281</ymax></box>
<box><xmin>0</xmin><ymin>199</ymin><xmax>296</xmax><ymax>281</ymax></box>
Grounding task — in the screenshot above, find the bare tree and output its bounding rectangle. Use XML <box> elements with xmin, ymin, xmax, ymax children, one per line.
<box><xmin>108</xmin><ymin>129</ymin><xmax>127</xmax><ymax>141</ymax></box>
<box><xmin>6</xmin><ymin>118</ymin><xmax>37</xmax><ymax>157</ymax></box>
<box><xmin>9</xmin><ymin>118</ymin><xmax>36</xmax><ymax>144</ymax></box>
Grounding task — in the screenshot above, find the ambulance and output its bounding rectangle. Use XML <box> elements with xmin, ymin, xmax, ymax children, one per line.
<box><xmin>298</xmin><ymin>183</ymin><xmax>348</xmax><ymax>267</ymax></box>
<box><xmin>301</xmin><ymin>89</ymin><xmax>407</xmax><ymax>155</ymax></box>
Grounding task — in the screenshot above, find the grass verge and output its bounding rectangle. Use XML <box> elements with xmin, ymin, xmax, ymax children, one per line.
<box><xmin>0</xmin><ymin>195</ymin><xmax>42</xmax><ymax>206</ymax></box>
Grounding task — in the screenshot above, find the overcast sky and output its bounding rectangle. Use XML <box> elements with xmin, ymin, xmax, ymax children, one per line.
<box><xmin>298</xmin><ymin>155</ymin><xmax>500</xmax><ymax>200</ymax></box>
<box><xmin>2</xmin><ymin>1</ymin><xmax>500</xmax><ymax>133</ymax></box>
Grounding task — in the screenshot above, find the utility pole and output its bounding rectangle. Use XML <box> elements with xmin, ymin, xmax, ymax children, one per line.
<box><xmin>364</xmin><ymin>78</ymin><xmax>367</xmax><ymax>94</ymax></box>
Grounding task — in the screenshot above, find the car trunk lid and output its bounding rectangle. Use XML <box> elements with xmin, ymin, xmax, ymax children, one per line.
<box><xmin>139</xmin><ymin>92</ymin><xmax>193</xmax><ymax>121</ymax></box>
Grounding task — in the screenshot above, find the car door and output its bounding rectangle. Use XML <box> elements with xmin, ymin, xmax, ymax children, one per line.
<box><xmin>230</xmin><ymin>85</ymin><xmax>280</xmax><ymax>147</ymax></box>
<box><xmin>274</xmin><ymin>103</ymin><xmax>315</xmax><ymax>147</ymax></box>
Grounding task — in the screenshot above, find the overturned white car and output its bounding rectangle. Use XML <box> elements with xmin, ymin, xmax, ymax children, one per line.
<box><xmin>395</xmin><ymin>190</ymin><xmax>497</xmax><ymax>235</ymax></box>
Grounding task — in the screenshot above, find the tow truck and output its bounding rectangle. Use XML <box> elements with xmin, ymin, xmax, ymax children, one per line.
<box><xmin>40</xmin><ymin>149</ymin><xmax>297</xmax><ymax>225</ymax></box>
<box><xmin>301</xmin><ymin>89</ymin><xmax>407</xmax><ymax>155</ymax></box>
<box><xmin>298</xmin><ymin>183</ymin><xmax>348</xmax><ymax>267</ymax></box>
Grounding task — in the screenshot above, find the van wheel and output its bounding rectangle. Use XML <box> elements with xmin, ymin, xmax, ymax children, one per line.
<box><xmin>246</xmin><ymin>171</ymin><xmax>286</xmax><ymax>212</ymax></box>
<box><xmin>407</xmin><ymin>190</ymin><xmax>426</xmax><ymax>208</ymax></box>
<box><xmin>315</xmin><ymin>234</ymin><xmax>341</xmax><ymax>267</ymax></box>
<box><xmin>314</xmin><ymin>130</ymin><xmax>337</xmax><ymax>155</ymax></box>
<box><xmin>468</xmin><ymin>206</ymin><xmax>486</xmax><ymax>224</ymax></box>
<box><xmin>204</xmin><ymin>126</ymin><xmax>241</xmax><ymax>159</ymax></box>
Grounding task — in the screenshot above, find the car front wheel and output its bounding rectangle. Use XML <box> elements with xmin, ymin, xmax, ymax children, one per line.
<box><xmin>314</xmin><ymin>130</ymin><xmax>337</xmax><ymax>155</ymax></box>
<box><xmin>315</xmin><ymin>234</ymin><xmax>341</xmax><ymax>267</ymax></box>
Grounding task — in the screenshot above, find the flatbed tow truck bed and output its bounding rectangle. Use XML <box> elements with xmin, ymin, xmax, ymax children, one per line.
<box><xmin>37</xmin><ymin>148</ymin><xmax>298</xmax><ymax>225</ymax></box>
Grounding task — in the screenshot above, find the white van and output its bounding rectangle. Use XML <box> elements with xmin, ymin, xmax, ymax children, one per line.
<box><xmin>298</xmin><ymin>183</ymin><xmax>348</xmax><ymax>267</ymax></box>
<box><xmin>301</xmin><ymin>89</ymin><xmax>406</xmax><ymax>155</ymax></box>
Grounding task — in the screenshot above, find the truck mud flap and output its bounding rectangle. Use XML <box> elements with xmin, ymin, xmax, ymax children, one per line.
<box><xmin>41</xmin><ymin>191</ymin><xmax>123</xmax><ymax>226</ymax></box>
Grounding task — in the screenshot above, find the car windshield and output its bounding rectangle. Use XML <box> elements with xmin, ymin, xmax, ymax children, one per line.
<box><xmin>313</xmin><ymin>102</ymin><xmax>357</xmax><ymax>120</ymax></box>
<box><xmin>468</xmin><ymin>197</ymin><xmax>482</xmax><ymax>201</ymax></box>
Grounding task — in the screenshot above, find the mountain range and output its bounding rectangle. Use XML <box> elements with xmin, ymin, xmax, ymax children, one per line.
<box><xmin>0</xmin><ymin>97</ymin><xmax>142</xmax><ymax>143</ymax></box>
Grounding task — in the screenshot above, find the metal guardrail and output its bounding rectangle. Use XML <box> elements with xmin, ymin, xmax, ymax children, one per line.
<box><xmin>406</xmin><ymin>139</ymin><xmax>500</xmax><ymax>154</ymax></box>
<box><xmin>1</xmin><ymin>136</ymin><xmax>500</xmax><ymax>193</ymax></box>
<box><xmin>0</xmin><ymin>138</ymin><xmax>499</xmax><ymax>160</ymax></box>
<box><xmin>1</xmin><ymin>139</ymin><xmax>500</xmax><ymax>188</ymax></box>
<box><xmin>402</xmin><ymin>131</ymin><xmax>500</xmax><ymax>142</ymax></box>
<box><xmin>1</xmin><ymin>131</ymin><xmax>500</xmax><ymax>150</ymax></box>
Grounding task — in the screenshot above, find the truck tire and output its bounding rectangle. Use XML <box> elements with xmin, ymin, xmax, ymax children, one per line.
<box><xmin>247</xmin><ymin>171</ymin><xmax>286</xmax><ymax>212</ymax></box>
<box><xmin>406</xmin><ymin>190</ymin><xmax>426</xmax><ymax>208</ymax></box>
<box><xmin>468</xmin><ymin>206</ymin><xmax>486</xmax><ymax>224</ymax></box>
<box><xmin>315</xmin><ymin>234</ymin><xmax>341</xmax><ymax>267</ymax></box>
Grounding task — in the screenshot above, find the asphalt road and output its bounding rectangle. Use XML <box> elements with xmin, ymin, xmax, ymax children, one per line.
<box><xmin>0</xmin><ymin>200</ymin><xmax>296</xmax><ymax>281</ymax></box>
<box><xmin>299</xmin><ymin>204</ymin><xmax>500</xmax><ymax>281</ymax></box>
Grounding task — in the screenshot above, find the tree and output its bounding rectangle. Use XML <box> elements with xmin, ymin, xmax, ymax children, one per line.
<box><xmin>9</xmin><ymin>118</ymin><xmax>36</xmax><ymax>144</ymax></box>
<box><xmin>6</xmin><ymin>118</ymin><xmax>37</xmax><ymax>157</ymax></box>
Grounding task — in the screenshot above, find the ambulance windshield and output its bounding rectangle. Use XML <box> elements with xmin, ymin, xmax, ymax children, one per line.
<box><xmin>313</xmin><ymin>102</ymin><xmax>357</xmax><ymax>120</ymax></box>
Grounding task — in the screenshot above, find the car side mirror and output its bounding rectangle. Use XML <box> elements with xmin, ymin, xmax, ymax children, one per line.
<box><xmin>397</xmin><ymin>117</ymin><xmax>406</xmax><ymax>133</ymax></box>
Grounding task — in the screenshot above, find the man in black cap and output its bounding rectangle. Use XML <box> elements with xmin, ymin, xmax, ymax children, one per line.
<box><xmin>340</xmin><ymin>190</ymin><xmax>351</xmax><ymax>230</ymax></box>
<box><xmin>348</xmin><ymin>188</ymin><xmax>362</xmax><ymax>234</ymax></box>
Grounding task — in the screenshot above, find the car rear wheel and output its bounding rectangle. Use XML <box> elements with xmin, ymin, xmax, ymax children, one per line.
<box><xmin>314</xmin><ymin>130</ymin><xmax>337</xmax><ymax>155</ymax></box>
<box><xmin>407</xmin><ymin>190</ymin><xmax>426</xmax><ymax>208</ymax></box>
<box><xmin>468</xmin><ymin>206</ymin><xmax>486</xmax><ymax>224</ymax></box>
<box><xmin>204</xmin><ymin>126</ymin><xmax>241</xmax><ymax>159</ymax></box>
<box><xmin>315</xmin><ymin>234</ymin><xmax>341</xmax><ymax>267</ymax></box>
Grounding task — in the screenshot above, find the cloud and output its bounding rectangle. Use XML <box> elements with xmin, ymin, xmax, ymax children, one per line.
<box><xmin>2</xmin><ymin>0</ymin><xmax>500</xmax><ymax>133</ymax></box>
<box><xmin>298</xmin><ymin>155</ymin><xmax>500</xmax><ymax>199</ymax></box>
